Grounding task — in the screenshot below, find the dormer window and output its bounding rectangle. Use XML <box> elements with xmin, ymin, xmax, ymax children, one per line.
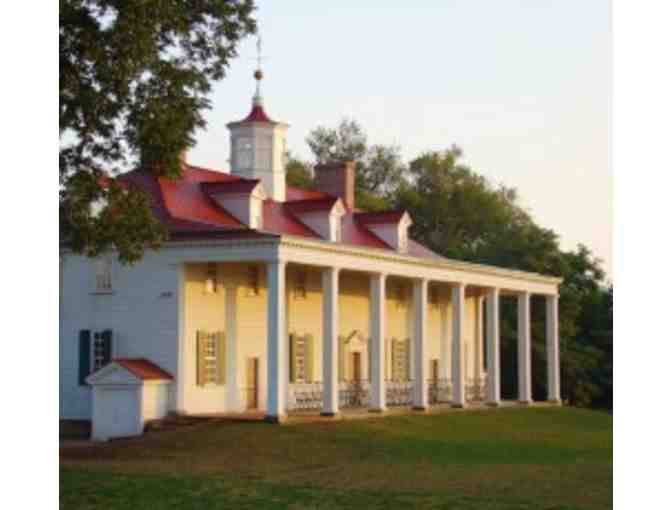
<box><xmin>332</xmin><ymin>215</ymin><xmax>343</xmax><ymax>243</ymax></box>
<box><xmin>201</xmin><ymin>180</ymin><xmax>266</xmax><ymax>231</ymax></box>
<box><xmin>354</xmin><ymin>210</ymin><xmax>413</xmax><ymax>253</ymax></box>
<box><xmin>250</xmin><ymin>197</ymin><xmax>263</xmax><ymax>230</ymax></box>
<box><xmin>285</xmin><ymin>197</ymin><xmax>345</xmax><ymax>243</ymax></box>
<box><xmin>399</xmin><ymin>228</ymin><xmax>408</xmax><ymax>253</ymax></box>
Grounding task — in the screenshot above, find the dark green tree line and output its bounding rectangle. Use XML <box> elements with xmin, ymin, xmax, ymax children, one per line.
<box><xmin>297</xmin><ymin>118</ymin><xmax>612</xmax><ymax>408</ymax></box>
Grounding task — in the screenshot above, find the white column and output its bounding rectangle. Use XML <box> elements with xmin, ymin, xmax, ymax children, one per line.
<box><xmin>322</xmin><ymin>267</ymin><xmax>340</xmax><ymax>416</ymax></box>
<box><xmin>439</xmin><ymin>297</ymin><xmax>451</xmax><ymax>380</ymax></box>
<box><xmin>486</xmin><ymin>288</ymin><xmax>501</xmax><ymax>406</ymax></box>
<box><xmin>451</xmin><ymin>283</ymin><xmax>466</xmax><ymax>407</ymax></box>
<box><xmin>412</xmin><ymin>279</ymin><xmax>429</xmax><ymax>410</ymax></box>
<box><xmin>370</xmin><ymin>273</ymin><xmax>387</xmax><ymax>412</ymax></box>
<box><xmin>546</xmin><ymin>295</ymin><xmax>561</xmax><ymax>403</ymax></box>
<box><xmin>265</xmin><ymin>260</ymin><xmax>287</xmax><ymax>422</ymax></box>
<box><xmin>175</xmin><ymin>263</ymin><xmax>187</xmax><ymax>414</ymax></box>
<box><xmin>475</xmin><ymin>297</ymin><xmax>484</xmax><ymax>380</ymax></box>
<box><xmin>225</xmin><ymin>285</ymin><xmax>239</xmax><ymax>411</ymax></box>
<box><xmin>517</xmin><ymin>292</ymin><xmax>533</xmax><ymax>404</ymax></box>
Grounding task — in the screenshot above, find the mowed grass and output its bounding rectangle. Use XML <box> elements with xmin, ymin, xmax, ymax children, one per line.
<box><xmin>60</xmin><ymin>406</ymin><xmax>612</xmax><ymax>509</ymax></box>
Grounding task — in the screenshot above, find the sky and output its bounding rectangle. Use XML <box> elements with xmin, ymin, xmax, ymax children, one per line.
<box><xmin>188</xmin><ymin>0</ymin><xmax>612</xmax><ymax>279</ymax></box>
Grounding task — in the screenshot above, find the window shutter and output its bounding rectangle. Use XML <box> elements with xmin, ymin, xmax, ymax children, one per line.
<box><xmin>101</xmin><ymin>329</ymin><xmax>113</xmax><ymax>366</ymax></box>
<box><xmin>385</xmin><ymin>338</ymin><xmax>391</xmax><ymax>380</ymax></box>
<box><xmin>305</xmin><ymin>334</ymin><xmax>314</xmax><ymax>382</ymax></box>
<box><xmin>78</xmin><ymin>330</ymin><xmax>91</xmax><ymax>385</ymax></box>
<box><xmin>289</xmin><ymin>334</ymin><xmax>296</xmax><ymax>383</ymax></box>
<box><xmin>217</xmin><ymin>331</ymin><xmax>227</xmax><ymax>385</ymax></box>
<box><xmin>196</xmin><ymin>330</ymin><xmax>207</xmax><ymax>386</ymax></box>
<box><xmin>391</xmin><ymin>338</ymin><xmax>397</xmax><ymax>381</ymax></box>
<box><xmin>338</xmin><ymin>336</ymin><xmax>346</xmax><ymax>381</ymax></box>
<box><xmin>404</xmin><ymin>338</ymin><xmax>411</xmax><ymax>381</ymax></box>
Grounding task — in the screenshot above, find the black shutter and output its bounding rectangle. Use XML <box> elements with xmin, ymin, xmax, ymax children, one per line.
<box><xmin>78</xmin><ymin>330</ymin><xmax>91</xmax><ymax>385</ymax></box>
<box><xmin>101</xmin><ymin>329</ymin><xmax>113</xmax><ymax>365</ymax></box>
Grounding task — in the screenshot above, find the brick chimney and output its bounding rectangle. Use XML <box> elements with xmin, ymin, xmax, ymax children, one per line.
<box><xmin>314</xmin><ymin>161</ymin><xmax>355</xmax><ymax>210</ymax></box>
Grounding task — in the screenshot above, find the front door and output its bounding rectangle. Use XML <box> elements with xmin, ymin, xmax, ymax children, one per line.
<box><xmin>246</xmin><ymin>357</ymin><xmax>259</xmax><ymax>410</ymax></box>
<box><xmin>351</xmin><ymin>352</ymin><xmax>362</xmax><ymax>382</ymax></box>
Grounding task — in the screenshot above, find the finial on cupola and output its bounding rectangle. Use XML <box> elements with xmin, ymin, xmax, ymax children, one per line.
<box><xmin>253</xmin><ymin>36</ymin><xmax>264</xmax><ymax>107</ymax></box>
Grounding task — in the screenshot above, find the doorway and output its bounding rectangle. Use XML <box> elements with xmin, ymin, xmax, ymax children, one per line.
<box><xmin>351</xmin><ymin>352</ymin><xmax>362</xmax><ymax>382</ymax></box>
<box><xmin>246</xmin><ymin>357</ymin><xmax>259</xmax><ymax>410</ymax></box>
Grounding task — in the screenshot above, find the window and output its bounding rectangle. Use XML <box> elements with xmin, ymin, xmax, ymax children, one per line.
<box><xmin>335</xmin><ymin>219</ymin><xmax>342</xmax><ymax>242</ymax></box>
<box><xmin>251</xmin><ymin>199</ymin><xmax>263</xmax><ymax>229</ymax></box>
<box><xmin>289</xmin><ymin>334</ymin><xmax>314</xmax><ymax>383</ymax></box>
<box><xmin>398</xmin><ymin>231</ymin><xmax>408</xmax><ymax>253</ymax></box>
<box><xmin>92</xmin><ymin>332</ymin><xmax>108</xmax><ymax>372</ymax></box>
<box><xmin>79</xmin><ymin>329</ymin><xmax>112</xmax><ymax>385</ymax></box>
<box><xmin>94</xmin><ymin>257</ymin><xmax>112</xmax><ymax>292</ymax></box>
<box><xmin>196</xmin><ymin>330</ymin><xmax>226</xmax><ymax>386</ymax></box>
<box><xmin>203</xmin><ymin>335</ymin><xmax>218</xmax><ymax>384</ymax></box>
<box><xmin>294</xmin><ymin>337</ymin><xmax>307</xmax><ymax>383</ymax></box>
<box><xmin>390</xmin><ymin>338</ymin><xmax>410</xmax><ymax>381</ymax></box>
<box><xmin>236</xmin><ymin>137</ymin><xmax>253</xmax><ymax>169</ymax></box>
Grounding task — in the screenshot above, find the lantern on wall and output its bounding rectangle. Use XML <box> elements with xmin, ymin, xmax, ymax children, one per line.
<box><xmin>204</xmin><ymin>263</ymin><xmax>218</xmax><ymax>294</ymax></box>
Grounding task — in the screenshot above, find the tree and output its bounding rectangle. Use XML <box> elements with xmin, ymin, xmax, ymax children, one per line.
<box><xmin>285</xmin><ymin>154</ymin><xmax>313</xmax><ymax>190</ymax></box>
<box><xmin>305</xmin><ymin>119</ymin><xmax>404</xmax><ymax>208</ymax></box>
<box><xmin>394</xmin><ymin>147</ymin><xmax>610</xmax><ymax>407</ymax></box>
<box><xmin>60</xmin><ymin>0</ymin><xmax>257</xmax><ymax>263</ymax></box>
<box><xmin>306</xmin><ymin>118</ymin><xmax>367</xmax><ymax>164</ymax></box>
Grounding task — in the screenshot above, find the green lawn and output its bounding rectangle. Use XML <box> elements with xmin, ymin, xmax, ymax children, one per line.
<box><xmin>60</xmin><ymin>407</ymin><xmax>612</xmax><ymax>509</ymax></box>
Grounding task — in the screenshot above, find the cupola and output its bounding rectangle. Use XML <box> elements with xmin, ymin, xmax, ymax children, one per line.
<box><xmin>227</xmin><ymin>47</ymin><xmax>289</xmax><ymax>202</ymax></box>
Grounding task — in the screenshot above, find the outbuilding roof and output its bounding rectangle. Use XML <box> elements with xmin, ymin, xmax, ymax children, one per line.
<box><xmin>112</xmin><ymin>359</ymin><xmax>174</xmax><ymax>381</ymax></box>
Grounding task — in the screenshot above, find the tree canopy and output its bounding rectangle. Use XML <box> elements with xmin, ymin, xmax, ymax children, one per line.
<box><xmin>294</xmin><ymin>118</ymin><xmax>612</xmax><ymax>408</ymax></box>
<box><xmin>60</xmin><ymin>0</ymin><xmax>257</xmax><ymax>263</ymax></box>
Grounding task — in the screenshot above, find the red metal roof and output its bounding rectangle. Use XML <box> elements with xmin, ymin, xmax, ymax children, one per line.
<box><xmin>355</xmin><ymin>210</ymin><xmax>407</xmax><ymax>224</ymax></box>
<box><xmin>242</xmin><ymin>104</ymin><xmax>273</xmax><ymax>123</ymax></box>
<box><xmin>113</xmin><ymin>359</ymin><xmax>173</xmax><ymax>380</ymax></box>
<box><xmin>284</xmin><ymin>197</ymin><xmax>339</xmax><ymax>213</ymax></box>
<box><xmin>201</xmin><ymin>179</ymin><xmax>261</xmax><ymax>195</ymax></box>
<box><xmin>117</xmin><ymin>165</ymin><xmax>444</xmax><ymax>259</ymax></box>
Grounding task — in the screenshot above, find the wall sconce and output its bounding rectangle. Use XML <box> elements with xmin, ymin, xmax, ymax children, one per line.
<box><xmin>395</xmin><ymin>284</ymin><xmax>406</xmax><ymax>309</ymax></box>
<box><xmin>294</xmin><ymin>270</ymin><xmax>308</xmax><ymax>300</ymax></box>
<box><xmin>204</xmin><ymin>263</ymin><xmax>218</xmax><ymax>294</ymax></box>
<box><xmin>429</xmin><ymin>287</ymin><xmax>439</xmax><ymax>307</ymax></box>
<box><xmin>246</xmin><ymin>265</ymin><xmax>260</xmax><ymax>297</ymax></box>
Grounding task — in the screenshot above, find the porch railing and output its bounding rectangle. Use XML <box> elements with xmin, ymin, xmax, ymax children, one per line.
<box><xmin>339</xmin><ymin>380</ymin><xmax>371</xmax><ymax>408</ymax></box>
<box><xmin>386</xmin><ymin>379</ymin><xmax>413</xmax><ymax>406</ymax></box>
<box><xmin>466</xmin><ymin>375</ymin><xmax>487</xmax><ymax>402</ymax></box>
<box><xmin>288</xmin><ymin>375</ymin><xmax>488</xmax><ymax>412</ymax></box>
<box><xmin>288</xmin><ymin>382</ymin><xmax>323</xmax><ymax>411</ymax></box>
<box><xmin>428</xmin><ymin>378</ymin><xmax>452</xmax><ymax>404</ymax></box>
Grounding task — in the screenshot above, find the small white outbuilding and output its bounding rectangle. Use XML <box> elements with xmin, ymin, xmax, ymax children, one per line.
<box><xmin>86</xmin><ymin>358</ymin><xmax>173</xmax><ymax>441</ymax></box>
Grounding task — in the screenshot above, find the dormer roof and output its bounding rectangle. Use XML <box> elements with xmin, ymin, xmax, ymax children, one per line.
<box><xmin>116</xmin><ymin>165</ymin><xmax>444</xmax><ymax>260</ymax></box>
<box><xmin>284</xmin><ymin>197</ymin><xmax>343</xmax><ymax>214</ymax></box>
<box><xmin>355</xmin><ymin>210</ymin><xmax>412</xmax><ymax>226</ymax></box>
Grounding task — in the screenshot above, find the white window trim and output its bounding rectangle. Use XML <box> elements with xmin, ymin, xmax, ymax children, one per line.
<box><xmin>92</xmin><ymin>256</ymin><xmax>114</xmax><ymax>294</ymax></box>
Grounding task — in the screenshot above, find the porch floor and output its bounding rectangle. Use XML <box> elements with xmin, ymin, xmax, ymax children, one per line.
<box><xmin>189</xmin><ymin>400</ymin><xmax>561</xmax><ymax>424</ymax></box>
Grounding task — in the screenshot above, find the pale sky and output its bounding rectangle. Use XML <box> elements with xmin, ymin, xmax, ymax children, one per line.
<box><xmin>189</xmin><ymin>0</ymin><xmax>612</xmax><ymax>279</ymax></box>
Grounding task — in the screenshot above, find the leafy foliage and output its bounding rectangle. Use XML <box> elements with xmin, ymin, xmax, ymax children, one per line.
<box><xmin>297</xmin><ymin>119</ymin><xmax>612</xmax><ymax>408</ymax></box>
<box><xmin>305</xmin><ymin>118</ymin><xmax>405</xmax><ymax>205</ymax></box>
<box><xmin>60</xmin><ymin>0</ymin><xmax>256</xmax><ymax>263</ymax></box>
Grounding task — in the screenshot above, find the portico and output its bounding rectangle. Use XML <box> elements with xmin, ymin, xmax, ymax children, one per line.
<box><xmin>171</xmin><ymin>234</ymin><xmax>562</xmax><ymax>423</ymax></box>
